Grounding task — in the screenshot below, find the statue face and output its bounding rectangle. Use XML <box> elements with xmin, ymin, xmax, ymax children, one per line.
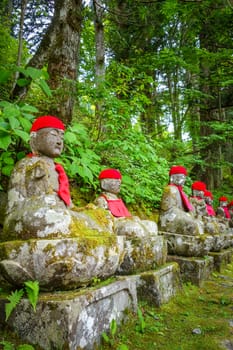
<box><xmin>100</xmin><ymin>178</ymin><xmax>121</xmax><ymax>194</ymax></box>
<box><xmin>205</xmin><ymin>197</ymin><xmax>212</xmax><ymax>205</ymax></box>
<box><xmin>220</xmin><ymin>201</ymin><xmax>227</xmax><ymax>207</ymax></box>
<box><xmin>31</xmin><ymin>128</ymin><xmax>64</xmax><ymax>158</ymax></box>
<box><xmin>170</xmin><ymin>174</ymin><xmax>186</xmax><ymax>186</ymax></box>
<box><xmin>192</xmin><ymin>189</ymin><xmax>204</xmax><ymax>198</ymax></box>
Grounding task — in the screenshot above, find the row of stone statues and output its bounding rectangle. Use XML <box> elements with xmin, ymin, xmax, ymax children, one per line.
<box><xmin>2</xmin><ymin>115</ymin><xmax>232</xmax><ymax>239</ymax></box>
<box><xmin>0</xmin><ymin>115</ymin><xmax>232</xmax><ymax>291</ymax></box>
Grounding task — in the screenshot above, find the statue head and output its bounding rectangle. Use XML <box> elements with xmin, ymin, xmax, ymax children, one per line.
<box><xmin>204</xmin><ymin>190</ymin><xmax>213</xmax><ymax>205</ymax></box>
<box><xmin>98</xmin><ymin>168</ymin><xmax>122</xmax><ymax>194</ymax></box>
<box><xmin>219</xmin><ymin>196</ymin><xmax>228</xmax><ymax>207</ymax></box>
<box><xmin>191</xmin><ymin>181</ymin><xmax>206</xmax><ymax>199</ymax></box>
<box><xmin>169</xmin><ymin>165</ymin><xmax>187</xmax><ymax>186</ymax></box>
<box><xmin>29</xmin><ymin>115</ymin><xmax>65</xmax><ymax>158</ymax></box>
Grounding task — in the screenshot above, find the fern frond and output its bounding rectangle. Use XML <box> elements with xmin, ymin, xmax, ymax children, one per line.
<box><xmin>24</xmin><ymin>280</ymin><xmax>39</xmax><ymax>312</ymax></box>
<box><xmin>5</xmin><ymin>289</ymin><xmax>24</xmax><ymax>321</ymax></box>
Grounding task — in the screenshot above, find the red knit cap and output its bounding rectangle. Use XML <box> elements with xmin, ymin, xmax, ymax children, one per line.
<box><xmin>169</xmin><ymin>165</ymin><xmax>187</xmax><ymax>176</ymax></box>
<box><xmin>191</xmin><ymin>181</ymin><xmax>206</xmax><ymax>191</ymax></box>
<box><xmin>204</xmin><ymin>190</ymin><xmax>213</xmax><ymax>199</ymax></box>
<box><xmin>219</xmin><ymin>196</ymin><xmax>228</xmax><ymax>202</ymax></box>
<box><xmin>30</xmin><ymin>115</ymin><xmax>65</xmax><ymax>132</ymax></box>
<box><xmin>99</xmin><ymin>168</ymin><xmax>122</xmax><ymax>180</ymax></box>
<box><xmin>228</xmin><ymin>200</ymin><xmax>233</xmax><ymax>208</ymax></box>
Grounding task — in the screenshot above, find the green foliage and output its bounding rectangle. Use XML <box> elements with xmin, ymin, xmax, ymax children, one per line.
<box><xmin>60</xmin><ymin>122</ymin><xmax>101</xmax><ymax>188</ymax></box>
<box><xmin>94</xmin><ymin>130</ymin><xmax>169</xmax><ymax>208</ymax></box>
<box><xmin>0</xmin><ymin>341</ymin><xmax>35</xmax><ymax>350</ymax></box>
<box><xmin>99</xmin><ymin>262</ymin><xmax>233</xmax><ymax>350</ymax></box>
<box><xmin>17</xmin><ymin>67</ymin><xmax>52</xmax><ymax>98</ymax></box>
<box><xmin>102</xmin><ymin>319</ymin><xmax>117</xmax><ymax>346</ymax></box>
<box><xmin>5</xmin><ymin>281</ymin><xmax>39</xmax><ymax>321</ymax></box>
<box><xmin>5</xmin><ymin>289</ymin><xmax>24</xmax><ymax>321</ymax></box>
<box><xmin>135</xmin><ymin>308</ymin><xmax>146</xmax><ymax>334</ymax></box>
<box><xmin>102</xmin><ymin>319</ymin><xmax>129</xmax><ymax>350</ymax></box>
<box><xmin>0</xmin><ymin>65</ymin><xmax>52</xmax><ymax>188</ymax></box>
<box><xmin>24</xmin><ymin>280</ymin><xmax>40</xmax><ymax>312</ymax></box>
<box><xmin>0</xmin><ymin>101</ymin><xmax>37</xmax><ymax>186</ymax></box>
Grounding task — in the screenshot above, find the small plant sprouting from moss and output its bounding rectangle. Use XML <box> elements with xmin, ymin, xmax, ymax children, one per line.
<box><xmin>5</xmin><ymin>280</ymin><xmax>39</xmax><ymax>321</ymax></box>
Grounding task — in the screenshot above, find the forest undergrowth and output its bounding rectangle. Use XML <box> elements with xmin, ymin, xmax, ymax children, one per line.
<box><xmin>0</xmin><ymin>260</ymin><xmax>233</xmax><ymax>350</ymax></box>
<box><xmin>99</xmin><ymin>260</ymin><xmax>233</xmax><ymax>350</ymax></box>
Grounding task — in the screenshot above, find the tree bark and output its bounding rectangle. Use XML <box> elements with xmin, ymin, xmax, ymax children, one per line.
<box><xmin>12</xmin><ymin>0</ymin><xmax>84</xmax><ymax>125</ymax></box>
<box><xmin>93</xmin><ymin>0</ymin><xmax>105</xmax><ymax>138</ymax></box>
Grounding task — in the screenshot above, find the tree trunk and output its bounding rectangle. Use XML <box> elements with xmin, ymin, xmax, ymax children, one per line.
<box><xmin>12</xmin><ymin>0</ymin><xmax>84</xmax><ymax>125</ymax></box>
<box><xmin>11</xmin><ymin>0</ymin><xmax>27</xmax><ymax>95</ymax></box>
<box><xmin>93</xmin><ymin>0</ymin><xmax>105</xmax><ymax>137</ymax></box>
<box><xmin>198</xmin><ymin>29</ymin><xmax>222</xmax><ymax>189</ymax></box>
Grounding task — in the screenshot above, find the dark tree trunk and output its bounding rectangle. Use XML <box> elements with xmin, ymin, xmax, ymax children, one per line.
<box><xmin>12</xmin><ymin>0</ymin><xmax>84</xmax><ymax>125</ymax></box>
<box><xmin>93</xmin><ymin>0</ymin><xmax>105</xmax><ymax>138</ymax></box>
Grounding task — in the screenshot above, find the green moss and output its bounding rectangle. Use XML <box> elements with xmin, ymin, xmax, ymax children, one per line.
<box><xmin>98</xmin><ymin>261</ymin><xmax>233</xmax><ymax>350</ymax></box>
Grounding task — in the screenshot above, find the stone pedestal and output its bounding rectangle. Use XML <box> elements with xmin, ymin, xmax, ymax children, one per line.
<box><xmin>117</xmin><ymin>235</ymin><xmax>167</xmax><ymax>274</ymax></box>
<box><xmin>0</xmin><ymin>277</ymin><xmax>137</xmax><ymax>350</ymax></box>
<box><xmin>0</xmin><ymin>263</ymin><xmax>181</xmax><ymax>350</ymax></box>
<box><xmin>208</xmin><ymin>247</ymin><xmax>233</xmax><ymax>272</ymax></box>
<box><xmin>166</xmin><ymin>255</ymin><xmax>214</xmax><ymax>287</ymax></box>
<box><xmin>135</xmin><ymin>262</ymin><xmax>181</xmax><ymax>306</ymax></box>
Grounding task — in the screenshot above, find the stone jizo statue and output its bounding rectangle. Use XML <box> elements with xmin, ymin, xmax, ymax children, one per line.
<box><xmin>94</xmin><ymin>168</ymin><xmax>158</xmax><ymax>237</ymax></box>
<box><xmin>204</xmin><ymin>190</ymin><xmax>216</xmax><ymax>217</ymax></box>
<box><xmin>216</xmin><ymin>196</ymin><xmax>230</xmax><ymax>219</ymax></box>
<box><xmin>0</xmin><ymin>116</ymin><xmax>124</xmax><ymax>290</ymax></box>
<box><xmin>190</xmin><ymin>181</ymin><xmax>208</xmax><ymax>217</ymax></box>
<box><xmin>159</xmin><ymin>165</ymin><xmax>204</xmax><ymax>235</ymax></box>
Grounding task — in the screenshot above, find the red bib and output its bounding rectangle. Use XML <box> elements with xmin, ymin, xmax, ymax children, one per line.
<box><xmin>101</xmin><ymin>195</ymin><xmax>131</xmax><ymax>217</ymax></box>
<box><xmin>170</xmin><ymin>184</ymin><xmax>194</xmax><ymax>212</ymax></box>
<box><xmin>206</xmin><ymin>204</ymin><xmax>216</xmax><ymax>216</ymax></box>
<box><xmin>55</xmin><ymin>163</ymin><xmax>71</xmax><ymax>206</ymax></box>
<box><xmin>223</xmin><ymin>206</ymin><xmax>231</xmax><ymax>219</ymax></box>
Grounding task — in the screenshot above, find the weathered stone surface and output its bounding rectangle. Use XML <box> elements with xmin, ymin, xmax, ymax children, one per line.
<box><xmin>208</xmin><ymin>247</ymin><xmax>233</xmax><ymax>272</ymax></box>
<box><xmin>0</xmin><ymin>277</ymin><xmax>137</xmax><ymax>350</ymax></box>
<box><xmin>161</xmin><ymin>231</ymin><xmax>214</xmax><ymax>257</ymax></box>
<box><xmin>212</xmin><ymin>232</ymin><xmax>233</xmax><ymax>252</ymax></box>
<box><xmin>159</xmin><ymin>185</ymin><xmax>204</xmax><ymax>236</ymax></box>
<box><xmin>114</xmin><ymin>217</ymin><xmax>158</xmax><ymax>237</ymax></box>
<box><xmin>117</xmin><ymin>235</ymin><xmax>167</xmax><ymax>274</ymax></box>
<box><xmin>135</xmin><ymin>262</ymin><xmax>182</xmax><ymax>306</ymax></box>
<box><xmin>0</xmin><ymin>235</ymin><xmax>125</xmax><ymax>291</ymax></box>
<box><xmin>0</xmin><ymin>265</ymin><xmax>182</xmax><ymax>350</ymax></box>
<box><xmin>167</xmin><ymin>255</ymin><xmax>214</xmax><ymax>286</ymax></box>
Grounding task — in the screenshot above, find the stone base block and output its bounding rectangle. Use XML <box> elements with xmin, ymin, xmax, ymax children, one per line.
<box><xmin>0</xmin><ymin>277</ymin><xmax>137</xmax><ymax>350</ymax></box>
<box><xmin>134</xmin><ymin>262</ymin><xmax>182</xmax><ymax>306</ymax></box>
<box><xmin>208</xmin><ymin>247</ymin><xmax>233</xmax><ymax>272</ymax></box>
<box><xmin>0</xmin><ymin>263</ymin><xmax>181</xmax><ymax>350</ymax></box>
<box><xmin>117</xmin><ymin>235</ymin><xmax>167</xmax><ymax>275</ymax></box>
<box><xmin>167</xmin><ymin>255</ymin><xmax>214</xmax><ymax>287</ymax></box>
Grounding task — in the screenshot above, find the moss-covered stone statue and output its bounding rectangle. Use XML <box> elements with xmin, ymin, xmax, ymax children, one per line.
<box><xmin>190</xmin><ymin>181</ymin><xmax>208</xmax><ymax>217</ymax></box>
<box><xmin>159</xmin><ymin>165</ymin><xmax>204</xmax><ymax>236</ymax></box>
<box><xmin>190</xmin><ymin>181</ymin><xmax>220</xmax><ymax>235</ymax></box>
<box><xmin>0</xmin><ymin>116</ymin><xmax>124</xmax><ymax>290</ymax></box>
<box><xmin>216</xmin><ymin>196</ymin><xmax>231</xmax><ymax>219</ymax></box>
<box><xmin>94</xmin><ymin>169</ymin><xmax>166</xmax><ymax>274</ymax></box>
<box><xmin>158</xmin><ymin>166</ymin><xmax>217</xmax><ymax>257</ymax></box>
<box><xmin>94</xmin><ymin>168</ymin><xmax>158</xmax><ymax>237</ymax></box>
<box><xmin>204</xmin><ymin>190</ymin><xmax>216</xmax><ymax>217</ymax></box>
